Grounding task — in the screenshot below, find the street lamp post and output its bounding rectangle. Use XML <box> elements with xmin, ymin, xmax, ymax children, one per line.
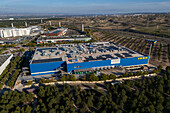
<box><xmin>148</xmin><ymin>44</ymin><xmax>152</xmax><ymax>64</ymax></box>
<box><xmin>145</xmin><ymin>39</ymin><xmax>157</xmax><ymax>65</ymax></box>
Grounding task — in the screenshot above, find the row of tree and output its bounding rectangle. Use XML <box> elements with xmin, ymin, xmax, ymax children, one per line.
<box><xmin>60</xmin><ymin>74</ymin><xmax>116</xmax><ymax>82</ymax></box>
<box><xmin>116</xmin><ymin>38</ymin><xmax>125</xmax><ymax>45</ymax></box>
<box><xmin>134</xmin><ymin>39</ymin><xmax>142</xmax><ymax>51</ymax></box>
<box><xmin>25</xmin><ymin>42</ymin><xmax>36</xmax><ymax>47</ymax></box>
<box><xmin>122</xmin><ymin>37</ymin><xmax>132</xmax><ymax>46</ymax></box>
<box><xmin>141</xmin><ymin>43</ymin><xmax>147</xmax><ymax>52</ymax></box>
<box><xmin>0</xmin><ymin>56</ymin><xmax>20</xmax><ymax>84</ymax></box>
<box><xmin>0</xmin><ymin>56</ymin><xmax>23</xmax><ymax>89</ymax></box>
<box><xmin>60</xmin><ymin>68</ymin><xmax>160</xmax><ymax>82</ymax></box>
<box><xmin>12</xmin><ymin>48</ymin><xmax>25</xmax><ymax>53</ymax></box>
<box><xmin>0</xmin><ymin>44</ymin><xmax>16</xmax><ymax>48</ymax></box>
<box><xmin>127</xmin><ymin>38</ymin><xmax>137</xmax><ymax>48</ymax></box>
<box><xmin>36</xmin><ymin>68</ymin><xmax>161</xmax><ymax>85</ymax></box>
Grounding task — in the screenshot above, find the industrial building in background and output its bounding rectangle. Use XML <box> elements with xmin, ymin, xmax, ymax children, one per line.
<box><xmin>37</xmin><ymin>35</ymin><xmax>91</xmax><ymax>44</ymax></box>
<box><xmin>0</xmin><ymin>26</ymin><xmax>41</xmax><ymax>38</ymax></box>
<box><xmin>0</xmin><ymin>18</ymin><xmax>14</xmax><ymax>21</ymax></box>
<box><xmin>0</xmin><ymin>54</ymin><xmax>13</xmax><ymax>75</ymax></box>
<box><xmin>29</xmin><ymin>42</ymin><xmax>149</xmax><ymax>76</ymax></box>
<box><xmin>37</xmin><ymin>27</ymin><xmax>91</xmax><ymax>44</ymax></box>
<box><xmin>42</xmin><ymin>27</ymin><xmax>68</xmax><ymax>37</ymax></box>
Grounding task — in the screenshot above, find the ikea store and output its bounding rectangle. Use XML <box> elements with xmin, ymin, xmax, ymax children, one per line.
<box><xmin>29</xmin><ymin>42</ymin><xmax>149</xmax><ymax>76</ymax></box>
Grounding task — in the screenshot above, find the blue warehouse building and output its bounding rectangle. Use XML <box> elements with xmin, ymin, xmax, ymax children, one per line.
<box><xmin>30</xmin><ymin>42</ymin><xmax>149</xmax><ymax>76</ymax></box>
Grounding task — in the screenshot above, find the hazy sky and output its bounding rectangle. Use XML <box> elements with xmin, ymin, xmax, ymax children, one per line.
<box><xmin>0</xmin><ymin>0</ymin><xmax>170</xmax><ymax>14</ymax></box>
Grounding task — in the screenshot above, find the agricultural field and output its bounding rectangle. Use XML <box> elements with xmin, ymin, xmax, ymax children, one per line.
<box><xmin>93</xmin><ymin>30</ymin><xmax>170</xmax><ymax>69</ymax></box>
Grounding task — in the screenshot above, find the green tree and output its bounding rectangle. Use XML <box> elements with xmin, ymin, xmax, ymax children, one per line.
<box><xmin>116</xmin><ymin>110</ymin><xmax>122</xmax><ymax>113</ymax></box>
<box><xmin>39</xmin><ymin>78</ymin><xmax>45</xmax><ymax>84</ymax></box>
<box><xmin>123</xmin><ymin>72</ymin><xmax>128</xmax><ymax>77</ymax></box>
<box><xmin>41</xmin><ymin>103</ymin><xmax>47</xmax><ymax>112</ymax></box>
<box><xmin>156</xmin><ymin>104</ymin><xmax>164</xmax><ymax>112</ymax></box>
<box><xmin>0</xmin><ymin>83</ymin><xmax>4</xmax><ymax>89</ymax></box>
<box><xmin>166</xmin><ymin>66</ymin><xmax>170</xmax><ymax>74</ymax></box>
<box><xmin>129</xmin><ymin>72</ymin><xmax>133</xmax><ymax>76</ymax></box>
<box><xmin>109</xmin><ymin>74</ymin><xmax>116</xmax><ymax>80</ymax></box>
<box><xmin>87</xmin><ymin>97</ymin><xmax>93</xmax><ymax>107</ymax></box>
<box><xmin>38</xmin><ymin>86</ymin><xmax>45</xmax><ymax>98</ymax></box>
<box><xmin>61</xmin><ymin>75</ymin><xmax>66</xmax><ymax>81</ymax></box>
<box><xmin>158</xmin><ymin>84</ymin><xmax>163</xmax><ymax>92</ymax></box>
<box><xmin>49</xmin><ymin>108</ymin><xmax>56</xmax><ymax>113</ymax></box>
<box><xmin>25</xmin><ymin>105</ymin><xmax>32</xmax><ymax>113</ymax></box>
<box><xmin>88</xmin><ymin>74</ymin><xmax>99</xmax><ymax>81</ymax></box>
<box><xmin>70</xmin><ymin>75</ymin><xmax>76</xmax><ymax>81</ymax></box>
<box><xmin>158</xmin><ymin>65</ymin><xmax>163</xmax><ymax>71</ymax></box>
<box><xmin>76</xmin><ymin>95</ymin><xmax>82</xmax><ymax>105</ymax></box>
<box><xmin>100</xmin><ymin>74</ymin><xmax>109</xmax><ymax>81</ymax></box>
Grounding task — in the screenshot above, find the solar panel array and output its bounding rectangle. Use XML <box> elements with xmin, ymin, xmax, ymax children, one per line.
<box><xmin>0</xmin><ymin>54</ymin><xmax>11</xmax><ymax>66</ymax></box>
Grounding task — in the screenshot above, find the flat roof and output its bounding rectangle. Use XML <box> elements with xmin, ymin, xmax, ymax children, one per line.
<box><xmin>31</xmin><ymin>42</ymin><xmax>144</xmax><ymax>64</ymax></box>
<box><xmin>44</xmin><ymin>27</ymin><xmax>68</xmax><ymax>35</ymax></box>
<box><xmin>0</xmin><ymin>54</ymin><xmax>11</xmax><ymax>66</ymax></box>
<box><xmin>32</xmin><ymin>58</ymin><xmax>62</xmax><ymax>64</ymax></box>
<box><xmin>38</xmin><ymin>35</ymin><xmax>91</xmax><ymax>40</ymax></box>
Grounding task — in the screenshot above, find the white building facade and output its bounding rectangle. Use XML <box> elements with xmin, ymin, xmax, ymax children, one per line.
<box><xmin>0</xmin><ymin>26</ymin><xmax>41</xmax><ymax>38</ymax></box>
